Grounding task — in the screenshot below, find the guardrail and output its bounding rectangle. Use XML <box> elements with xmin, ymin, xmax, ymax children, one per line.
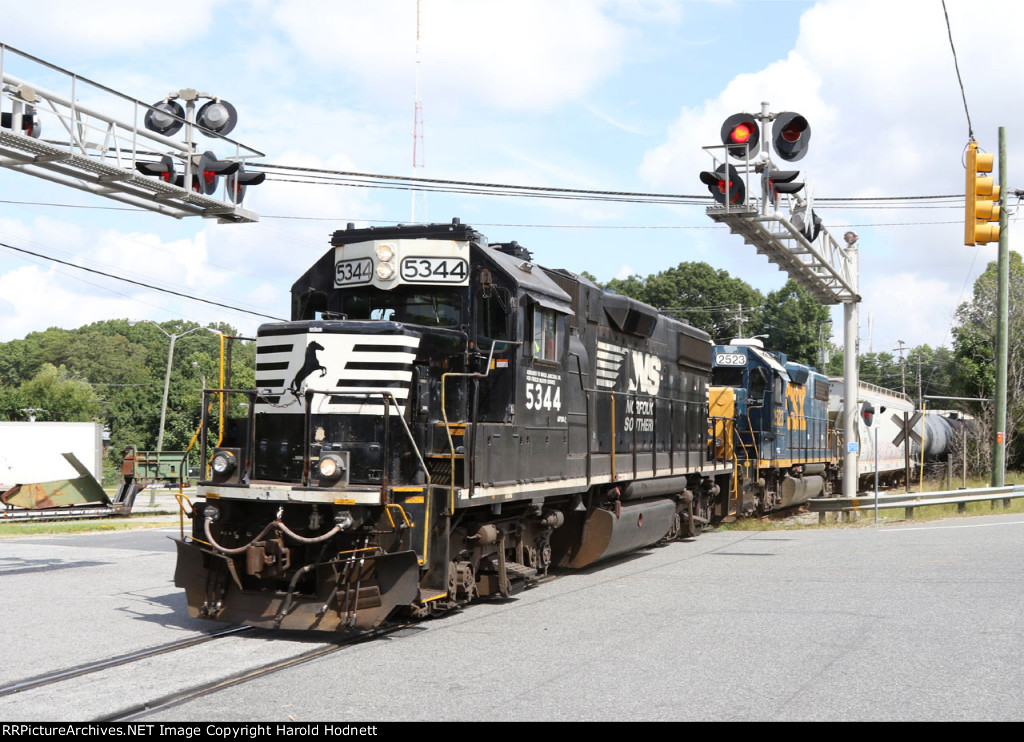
<box><xmin>808</xmin><ymin>484</ymin><xmax>1024</xmax><ymax>521</ymax></box>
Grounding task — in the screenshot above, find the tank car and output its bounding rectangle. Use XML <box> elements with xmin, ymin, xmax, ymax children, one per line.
<box><xmin>710</xmin><ymin>338</ymin><xmax>838</xmax><ymax>515</ymax></box>
<box><xmin>174</xmin><ymin>219</ymin><xmax>733</xmax><ymax>632</ymax></box>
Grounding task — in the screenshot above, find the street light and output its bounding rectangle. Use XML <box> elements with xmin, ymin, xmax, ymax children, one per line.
<box><xmin>130</xmin><ymin>320</ymin><xmax>205</xmax><ymax>503</ymax></box>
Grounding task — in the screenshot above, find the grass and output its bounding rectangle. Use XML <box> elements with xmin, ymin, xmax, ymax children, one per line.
<box><xmin>716</xmin><ymin>472</ymin><xmax>1024</xmax><ymax>531</ymax></box>
<box><xmin>0</xmin><ymin>511</ymin><xmax>183</xmax><ymax>539</ymax></box>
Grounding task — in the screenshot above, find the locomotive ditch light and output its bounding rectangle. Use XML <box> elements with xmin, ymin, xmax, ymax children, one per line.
<box><xmin>144</xmin><ymin>100</ymin><xmax>185</xmax><ymax>136</ymax></box>
<box><xmin>195</xmin><ymin>98</ymin><xmax>238</xmax><ymax>137</ymax></box>
<box><xmin>211</xmin><ymin>449</ymin><xmax>237</xmax><ymax>475</ymax></box>
<box><xmin>317</xmin><ymin>453</ymin><xmax>346</xmax><ymax>479</ymax></box>
<box><xmin>721</xmin><ymin>112</ymin><xmax>760</xmax><ymax>160</ymax></box>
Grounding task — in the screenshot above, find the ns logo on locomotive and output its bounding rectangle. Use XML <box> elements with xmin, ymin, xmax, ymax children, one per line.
<box><xmin>174</xmin><ymin>219</ymin><xmax>835</xmax><ymax>633</ymax></box>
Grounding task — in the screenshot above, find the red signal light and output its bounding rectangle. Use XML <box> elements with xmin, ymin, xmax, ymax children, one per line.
<box><xmin>700</xmin><ymin>164</ymin><xmax>746</xmax><ymax>206</ymax></box>
<box><xmin>720</xmin><ymin>113</ymin><xmax>760</xmax><ymax>160</ymax></box>
<box><xmin>772</xmin><ymin>112</ymin><xmax>811</xmax><ymax>161</ymax></box>
<box><xmin>730</xmin><ymin>123</ymin><xmax>753</xmax><ymax>145</ymax></box>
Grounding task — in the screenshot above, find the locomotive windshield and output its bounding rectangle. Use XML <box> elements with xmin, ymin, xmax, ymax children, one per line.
<box><xmin>311</xmin><ymin>286</ymin><xmax>466</xmax><ymax>327</ymax></box>
<box><xmin>711</xmin><ymin>367</ymin><xmax>744</xmax><ymax>387</ymax></box>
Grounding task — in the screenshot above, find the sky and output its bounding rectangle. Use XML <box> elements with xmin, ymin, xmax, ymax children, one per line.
<box><xmin>0</xmin><ymin>0</ymin><xmax>1017</xmax><ymax>362</ymax></box>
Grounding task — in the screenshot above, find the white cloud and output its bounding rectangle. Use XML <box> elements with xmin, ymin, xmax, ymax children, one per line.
<box><xmin>272</xmin><ymin>0</ymin><xmax>627</xmax><ymax>112</ymax></box>
<box><xmin>3</xmin><ymin>1</ymin><xmax>223</xmax><ymax>56</ymax></box>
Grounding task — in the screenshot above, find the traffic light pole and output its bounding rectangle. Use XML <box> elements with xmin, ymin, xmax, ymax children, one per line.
<box><xmin>992</xmin><ymin>126</ymin><xmax>1009</xmax><ymax>486</ymax></box>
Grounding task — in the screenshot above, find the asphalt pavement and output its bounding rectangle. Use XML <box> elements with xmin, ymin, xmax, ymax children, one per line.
<box><xmin>2</xmin><ymin>512</ymin><xmax>1022</xmax><ymax>721</ymax></box>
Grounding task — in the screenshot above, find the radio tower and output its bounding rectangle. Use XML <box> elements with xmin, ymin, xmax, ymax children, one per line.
<box><xmin>411</xmin><ymin>0</ymin><xmax>425</xmax><ymax>223</ymax></box>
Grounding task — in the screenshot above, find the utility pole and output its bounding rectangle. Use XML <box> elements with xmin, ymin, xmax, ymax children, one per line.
<box><xmin>894</xmin><ymin>339</ymin><xmax>908</xmax><ymax>396</ymax></box>
<box><xmin>992</xmin><ymin>126</ymin><xmax>1009</xmax><ymax>486</ymax></box>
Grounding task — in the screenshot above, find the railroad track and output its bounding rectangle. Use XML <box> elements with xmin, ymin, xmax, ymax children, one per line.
<box><xmin>0</xmin><ymin>621</ymin><xmax>415</xmax><ymax>721</ymax></box>
<box><xmin>0</xmin><ymin>626</ymin><xmax>254</xmax><ymax>697</ymax></box>
<box><xmin>97</xmin><ymin>623</ymin><xmax>410</xmax><ymax>721</ymax></box>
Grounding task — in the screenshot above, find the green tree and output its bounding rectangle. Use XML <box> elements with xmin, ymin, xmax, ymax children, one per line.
<box><xmin>18</xmin><ymin>363</ymin><xmax>102</xmax><ymax>421</ymax></box>
<box><xmin>953</xmin><ymin>251</ymin><xmax>1024</xmax><ymax>472</ymax></box>
<box><xmin>760</xmin><ymin>280</ymin><xmax>831</xmax><ymax>366</ymax></box>
<box><xmin>605</xmin><ymin>262</ymin><xmax>764</xmax><ymax>342</ymax></box>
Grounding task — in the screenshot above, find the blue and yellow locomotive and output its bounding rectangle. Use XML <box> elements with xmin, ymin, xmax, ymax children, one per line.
<box><xmin>710</xmin><ymin>338</ymin><xmax>838</xmax><ymax>515</ymax></box>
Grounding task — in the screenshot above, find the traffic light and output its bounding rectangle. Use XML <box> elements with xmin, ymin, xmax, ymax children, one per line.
<box><xmin>772</xmin><ymin>112</ymin><xmax>811</xmax><ymax>162</ymax></box>
<box><xmin>144</xmin><ymin>100</ymin><xmax>185</xmax><ymax>136</ymax></box>
<box><xmin>699</xmin><ymin>163</ymin><xmax>746</xmax><ymax>206</ymax></box>
<box><xmin>134</xmin><ymin>154</ymin><xmax>176</xmax><ymax>183</ymax></box>
<box><xmin>721</xmin><ymin>113</ymin><xmax>760</xmax><ymax>160</ymax></box>
<box><xmin>964</xmin><ymin>141</ymin><xmax>1000</xmax><ymax>246</ymax></box>
<box><xmin>861</xmin><ymin>400</ymin><xmax>874</xmax><ymax>427</ymax></box>
<box><xmin>225</xmin><ymin>164</ymin><xmax>266</xmax><ymax>204</ymax></box>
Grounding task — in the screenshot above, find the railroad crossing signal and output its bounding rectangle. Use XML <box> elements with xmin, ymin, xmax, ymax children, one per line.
<box><xmin>964</xmin><ymin>141</ymin><xmax>1001</xmax><ymax>246</ymax></box>
<box><xmin>772</xmin><ymin>113</ymin><xmax>811</xmax><ymax>162</ymax></box>
<box><xmin>861</xmin><ymin>400</ymin><xmax>875</xmax><ymax>427</ymax></box>
<box><xmin>1</xmin><ymin>106</ymin><xmax>41</xmax><ymax>138</ymax></box>
<box><xmin>226</xmin><ymin>164</ymin><xmax>266</xmax><ymax>204</ymax></box>
<box><xmin>721</xmin><ymin>113</ymin><xmax>760</xmax><ymax>160</ymax></box>
<box><xmin>699</xmin><ymin>163</ymin><xmax>746</xmax><ymax>205</ymax></box>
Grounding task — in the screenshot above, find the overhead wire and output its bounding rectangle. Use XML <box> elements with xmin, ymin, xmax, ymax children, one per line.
<box><xmin>0</xmin><ymin>240</ymin><xmax>287</xmax><ymax>322</ymax></box>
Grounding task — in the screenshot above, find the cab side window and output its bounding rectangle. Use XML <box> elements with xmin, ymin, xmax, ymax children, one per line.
<box><xmin>532</xmin><ymin>306</ymin><xmax>563</xmax><ymax>363</ymax></box>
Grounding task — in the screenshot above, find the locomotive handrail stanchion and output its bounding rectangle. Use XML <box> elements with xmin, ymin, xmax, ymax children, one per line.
<box><xmin>610</xmin><ymin>392</ymin><xmax>617</xmax><ymax>481</ymax></box>
<box><xmin>669</xmin><ymin>398</ymin><xmax>675</xmax><ymax>475</ymax></box>
<box><xmin>626</xmin><ymin>390</ymin><xmax>634</xmax><ymax>476</ymax></box>
<box><xmin>585</xmin><ymin>389</ymin><xmax>592</xmax><ymax>485</ymax></box>
<box><xmin>382</xmin><ymin>391</ymin><xmax>430</xmax><ymax>486</ymax></box>
<box><xmin>382</xmin><ymin>393</ymin><xmax>391</xmax><ymax>498</ymax></box>
<box><xmin>198</xmin><ymin>389</ymin><xmax>209</xmax><ymax>481</ymax></box>
<box><xmin>302</xmin><ymin>389</ymin><xmax>313</xmax><ymax>487</ymax></box>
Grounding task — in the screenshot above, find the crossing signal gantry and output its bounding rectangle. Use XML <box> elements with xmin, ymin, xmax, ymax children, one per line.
<box><xmin>0</xmin><ymin>44</ymin><xmax>265</xmax><ymax>223</ymax></box>
<box><xmin>698</xmin><ymin>101</ymin><xmax>857</xmax><ymax>306</ymax></box>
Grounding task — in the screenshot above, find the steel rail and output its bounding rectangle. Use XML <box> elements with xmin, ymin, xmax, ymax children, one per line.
<box><xmin>0</xmin><ymin>626</ymin><xmax>252</xmax><ymax>696</ymax></box>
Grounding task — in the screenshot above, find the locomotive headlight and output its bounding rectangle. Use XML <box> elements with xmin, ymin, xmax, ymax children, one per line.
<box><xmin>211</xmin><ymin>450</ymin><xmax>237</xmax><ymax>475</ymax></box>
<box><xmin>318</xmin><ymin>453</ymin><xmax>346</xmax><ymax>479</ymax></box>
<box><xmin>376</xmin><ymin>261</ymin><xmax>395</xmax><ymax>280</ymax></box>
<box><xmin>376</xmin><ymin>244</ymin><xmax>395</xmax><ymax>262</ymax></box>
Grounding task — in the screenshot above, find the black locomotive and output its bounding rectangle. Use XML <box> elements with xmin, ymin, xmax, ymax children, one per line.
<box><xmin>174</xmin><ymin>219</ymin><xmax>734</xmax><ymax>631</ymax></box>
